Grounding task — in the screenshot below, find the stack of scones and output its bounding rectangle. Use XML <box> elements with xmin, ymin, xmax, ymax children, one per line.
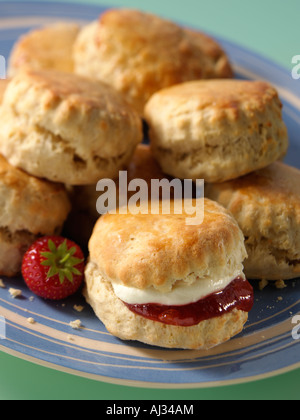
<box><xmin>0</xmin><ymin>8</ymin><xmax>298</xmax><ymax>350</ymax></box>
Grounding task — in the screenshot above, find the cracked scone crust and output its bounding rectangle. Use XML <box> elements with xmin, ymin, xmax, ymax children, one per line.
<box><xmin>8</xmin><ymin>22</ymin><xmax>80</xmax><ymax>76</ymax></box>
<box><xmin>0</xmin><ymin>154</ymin><xmax>71</xmax><ymax>276</ymax></box>
<box><xmin>84</xmin><ymin>261</ymin><xmax>248</xmax><ymax>350</ymax></box>
<box><xmin>0</xmin><ymin>70</ymin><xmax>142</xmax><ymax>185</ymax></box>
<box><xmin>73</xmin><ymin>9</ymin><xmax>233</xmax><ymax>115</ymax></box>
<box><xmin>205</xmin><ymin>161</ymin><xmax>300</xmax><ymax>280</ymax></box>
<box><xmin>144</xmin><ymin>79</ymin><xmax>288</xmax><ymax>183</ymax></box>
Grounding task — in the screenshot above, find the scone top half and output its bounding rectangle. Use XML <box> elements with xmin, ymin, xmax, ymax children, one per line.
<box><xmin>7</xmin><ymin>21</ymin><xmax>80</xmax><ymax>77</ymax></box>
<box><xmin>89</xmin><ymin>198</ymin><xmax>247</xmax><ymax>293</ymax></box>
<box><xmin>85</xmin><ymin>198</ymin><xmax>254</xmax><ymax>349</ymax></box>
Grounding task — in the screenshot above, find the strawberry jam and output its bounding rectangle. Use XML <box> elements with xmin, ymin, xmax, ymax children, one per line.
<box><xmin>123</xmin><ymin>276</ymin><xmax>253</xmax><ymax>327</ymax></box>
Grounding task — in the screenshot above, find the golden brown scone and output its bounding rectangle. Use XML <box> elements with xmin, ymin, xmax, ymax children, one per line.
<box><xmin>0</xmin><ymin>155</ymin><xmax>71</xmax><ymax>277</ymax></box>
<box><xmin>73</xmin><ymin>9</ymin><xmax>233</xmax><ymax>115</ymax></box>
<box><xmin>65</xmin><ymin>144</ymin><xmax>169</xmax><ymax>247</ymax></box>
<box><xmin>8</xmin><ymin>22</ymin><xmax>80</xmax><ymax>76</ymax></box>
<box><xmin>84</xmin><ymin>198</ymin><xmax>253</xmax><ymax>349</ymax></box>
<box><xmin>84</xmin><ymin>262</ymin><xmax>248</xmax><ymax>350</ymax></box>
<box><xmin>145</xmin><ymin>79</ymin><xmax>288</xmax><ymax>183</ymax></box>
<box><xmin>205</xmin><ymin>161</ymin><xmax>300</xmax><ymax>280</ymax></box>
<box><xmin>0</xmin><ymin>70</ymin><xmax>142</xmax><ymax>185</ymax></box>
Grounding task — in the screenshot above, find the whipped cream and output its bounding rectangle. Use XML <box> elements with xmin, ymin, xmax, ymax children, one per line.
<box><xmin>112</xmin><ymin>271</ymin><xmax>245</xmax><ymax>306</ymax></box>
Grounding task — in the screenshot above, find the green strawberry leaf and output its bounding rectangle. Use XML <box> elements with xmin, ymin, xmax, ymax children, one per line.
<box><xmin>48</xmin><ymin>239</ymin><xmax>57</xmax><ymax>253</ymax></box>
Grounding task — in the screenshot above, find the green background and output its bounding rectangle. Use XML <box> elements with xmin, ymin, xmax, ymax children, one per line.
<box><xmin>0</xmin><ymin>0</ymin><xmax>300</xmax><ymax>400</ymax></box>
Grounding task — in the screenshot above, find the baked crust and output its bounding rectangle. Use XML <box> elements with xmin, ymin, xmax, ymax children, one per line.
<box><xmin>8</xmin><ymin>22</ymin><xmax>80</xmax><ymax>76</ymax></box>
<box><xmin>0</xmin><ymin>154</ymin><xmax>71</xmax><ymax>276</ymax></box>
<box><xmin>0</xmin><ymin>70</ymin><xmax>142</xmax><ymax>185</ymax></box>
<box><xmin>144</xmin><ymin>79</ymin><xmax>288</xmax><ymax>183</ymax></box>
<box><xmin>0</xmin><ymin>154</ymin><xmax>70</xmax><ymax>236</ymax></box>
<box><xmin>205</xmin><ymin>161</ymin><xmax>300</xmax><ymax>280</ymax></box>
<box><xmin>88</xmin><ymin>198</ymin><xmax>247</xmax><ymax>292</ymax></box>
<box><xmin>73</xmin><ymin>9</ymin><xmax>233</xmax><ymax>115</ymax></box>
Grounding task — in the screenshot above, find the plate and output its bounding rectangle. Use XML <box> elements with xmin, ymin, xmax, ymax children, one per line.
<box><xmin>0</xmin><ymin>1</ymin><xmax>300</xmax><ymax>389</ymax></box>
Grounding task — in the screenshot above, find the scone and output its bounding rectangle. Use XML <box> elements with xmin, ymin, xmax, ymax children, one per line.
<box><xmin>205</xmin><ymin>161</ymin><xmax>300</xmax><ymax>280</ymax></box>
<box><xmin>0</xmin><ymin>154</ymin><xmax>71</xmax><ymax>277</ymax></box>
<box><xmin>73</xmin><ymin>9</ymin><xmax>233</xmax><ymax>116</ymax></box>
<box><xmin>84</xmin><ymin>198</ymin><xmax>253</xmax><ymax>349</ymax></box>
<box><xmin>65</xmin><ymin>144</ymin><xmax>169</xmax><ymax>247</ymax></box>
<box><xmin>145</xmin><ymin>79</ymin><xmax>288</xmax><ymax>183</ymax></box>
<box><xmin>0</xmin><ymin>70</ymin><xmax>142</xmax><ymax>185</ymax></box>
<box><xmin>8</xmin><ymin>22</ymin><xmax>80</xmax><ymax>76</ymax></box>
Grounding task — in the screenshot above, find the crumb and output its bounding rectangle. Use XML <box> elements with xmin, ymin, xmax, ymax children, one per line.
<box><xmin>0</xmin><ymin>278</ymin><xmax>5</xmax><ymax>288</ymax></box>
<box><xmin>29</xmin><ymin>296</ymin><xmax>35</xmax><ymax>301</ymax></box>
<box><xmin>277</xmin><ymin>296</ymin><xmax>283</xmax><ymax>301</ymax></box>
<box><xmin>275</xmin><ymin>280</ymin><xmax>287</xmax><ymax>289</ymax></box>
<box><xmin>73</xmin><ymin>304</ymin><xmax>84</xmax><ymax>312</ymax></box>
<box><xmin>69</xmin><ymin>319</ymin><xmax>82</xmax><ymax>330</ymax></box>
<box><xmin>67</xmin><ymin>335</ymin><xmax>75</xmax><ymax>341</ymax></box>
<box><xmin>27</xmin><ymin>317</ymin><xmax>36</xmax><ymax>324</ymax></box>
<box><xmin>259</xmin><ymin>279</ymin><xmax>268</xmax><ymax>290</ymax></box>
<box><xmin>8</xmin><ymin>288</ymin><xmax>22</xmax><ymax>298</ymax></box>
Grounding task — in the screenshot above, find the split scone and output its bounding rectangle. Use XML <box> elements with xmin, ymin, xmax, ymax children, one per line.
<box><xmin>0</xmin><ymin>70</ymin><xmax>142</xmax><ymax>185</ymax></box>
<box><xmin>65</xmin><ymin>144</ymin><xmax>168</xmax><ymax>246</ymax></box>
<box><xmin>145</xmin><ymin>79</ymin><xmax>288</xmax><ymax>183</ymax></box>
<box><xmin>84</xmin><ymin>198</ymin><xmax>253</xmax><ymax>349</ymax></box>
<box><xmin>205</xmin><ymin>161</ymin><xmax>300</xmax><ymax>281</ymax></box>
<box><xmin>0</xmin><ymin>155</ymin><xmax>71</xmax><ymax>277</ymax></box>
<box><xmin>73</xmin><ymin>8</ymin><xmax>233</xmax><ymax>116</ymax></box>
<box><xmin>8</xmin><ymin>22</ymin><xmax>80</xmax><ymax>76</ymax></box>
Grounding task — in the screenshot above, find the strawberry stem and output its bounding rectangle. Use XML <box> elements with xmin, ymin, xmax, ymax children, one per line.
<box><xmin>60</xmin><ymin>253</ymin><xmax>71</xmax><ymax>264</ymax></box>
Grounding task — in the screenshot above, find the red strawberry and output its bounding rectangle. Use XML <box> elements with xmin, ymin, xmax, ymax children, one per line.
<box><xmin>21</xmin><ymin>236</ymin><xmax>85</xmax><ymax>300</ymax></box>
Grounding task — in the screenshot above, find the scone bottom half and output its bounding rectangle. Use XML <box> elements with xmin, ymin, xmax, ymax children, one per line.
<box><xmin>84</xmin><ymin>199</ymin><xmax>254</xmax><ymax>350</ymax></box>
